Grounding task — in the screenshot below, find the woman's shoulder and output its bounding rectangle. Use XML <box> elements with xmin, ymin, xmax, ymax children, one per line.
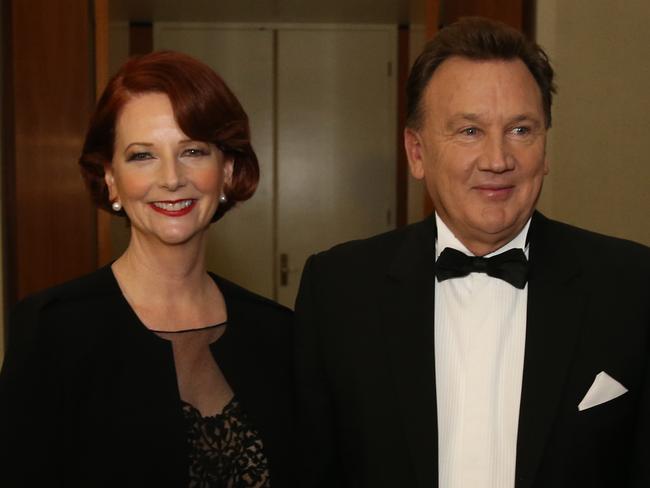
<box><xmin>11</xmin><ymin>266</ymin><xmax>121</xmax><ymax>337</ymax></box>
<box><xmin>15</xmin><ymin>266</ymin><xmax>119</xmax><ymax>314</ymax></box>
<box><xmin>209</xmin><ymin>272</ymin><xmax>293</xmax><ymax>318</ymax></box>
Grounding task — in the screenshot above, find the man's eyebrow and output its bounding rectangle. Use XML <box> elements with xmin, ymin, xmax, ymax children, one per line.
<box><xmin>451</xmin><ymin>113</ymin><xmax>483</xmax><ymax>122</ymax></box>
<box><xmin>444</xmin><ymin>112</ymin><xmax>543</xmax><ymax>128</ymax></box>
<box><xmin>445</xmin><ymin>113</ymin><xmax>485</xmax><ymax>129</ymax></box>
<box><xmin>506</xmin><ymin>114</ymin><xmax>545</xmax><ymax>131</ymax></box>
<box><xmin>509</xmin><ymin>113</ymin><xmax>542</xmax><ymax>124</ymax></box>
<box><xmin>445</xmin><ymin>112</ymin><xmax>483</xmax><ymax>130</ymax></box>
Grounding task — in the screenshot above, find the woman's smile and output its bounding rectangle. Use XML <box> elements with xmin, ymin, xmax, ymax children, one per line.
<box><xmin>150</xmin><ymin>199</ymin><xmax>197</xmax><ymax>216</ymax></box>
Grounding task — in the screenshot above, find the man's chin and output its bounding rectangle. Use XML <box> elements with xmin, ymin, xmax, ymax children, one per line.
<box><xmin>474</xmin><ymin>213</ymin><xmax>530</xmax><ymax>240</ymax></box>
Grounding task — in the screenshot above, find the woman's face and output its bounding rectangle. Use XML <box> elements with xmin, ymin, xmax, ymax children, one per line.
<box><xmin>105</xmin><ymin>92</ymin><xmax>233</xmax><ymax>247</ymax></box>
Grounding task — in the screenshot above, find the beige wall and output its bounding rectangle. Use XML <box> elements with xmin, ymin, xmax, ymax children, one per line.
<box><xmin>406</xmin><ymin>0</ymin><xmax>427</xmax><ymax>224</ymax></box>
<box><xmin>536</xmin><ymin>0</ymin><xmax>650</xmax><ymax>245</ymax></box>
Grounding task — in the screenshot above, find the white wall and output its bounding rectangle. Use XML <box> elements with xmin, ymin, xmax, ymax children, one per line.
<box><xmin>536</xmin><ymin>0</ymin><xmax>650</xmax><ymax>245</ymax></box>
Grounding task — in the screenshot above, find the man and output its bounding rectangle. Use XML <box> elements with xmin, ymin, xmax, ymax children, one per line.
<box><xmin>294</xmin><ymin>17</ymin><xmax>650</xmax><ymax>488</ymax></box>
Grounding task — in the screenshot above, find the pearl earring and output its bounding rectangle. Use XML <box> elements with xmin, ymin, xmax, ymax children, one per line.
<box><xmin>111</xmin><ymin>201</ymin><xmax>122</xmax><ymax>212</ymax></box>
<box><xmin>219</xmin><ymin>193</ymin><xmax>227</xmax><ymax>203</ymax></box>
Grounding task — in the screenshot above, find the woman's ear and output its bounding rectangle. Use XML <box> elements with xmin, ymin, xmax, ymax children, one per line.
<box><xmin>223</xmin><ymin>158</ymin><xmax>234</xmax><ymax>189</ymax></box>
<box><xmin>104</xmin><ymin>165</ymin><xmax>118</xmax><ymax>201</ymax></box>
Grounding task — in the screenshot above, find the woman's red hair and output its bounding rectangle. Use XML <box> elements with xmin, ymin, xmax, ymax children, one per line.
<box><xmin>79</xmin><ymin>50</ymin><xmax>259</xmax><ymax>222</ymax></box>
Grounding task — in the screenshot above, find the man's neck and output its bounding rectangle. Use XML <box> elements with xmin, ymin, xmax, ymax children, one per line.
<box><xmin>435</xmin><ymin>213</ymin><xmax>531</xmax><ymax>258</ymax></box>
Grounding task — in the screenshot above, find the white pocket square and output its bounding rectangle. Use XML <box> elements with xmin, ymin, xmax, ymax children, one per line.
<box><xmin>578</xmin><ymin>371</ymin><xmax>628</xmax><ymax>411</ymax></box>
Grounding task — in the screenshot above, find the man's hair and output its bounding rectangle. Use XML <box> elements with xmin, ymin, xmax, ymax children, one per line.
<box><xmin>406</xmin><ymin>17</ymin><xmax>556</xmax><ymax>129</ymax></box>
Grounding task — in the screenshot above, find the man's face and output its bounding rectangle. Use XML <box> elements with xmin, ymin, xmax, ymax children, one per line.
<box><xmin>405</xmin><ymin>56</ymin><xmax>548</xmax><ymax>255</ymax></box>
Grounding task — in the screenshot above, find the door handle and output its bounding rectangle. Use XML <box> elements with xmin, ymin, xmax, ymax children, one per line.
<box><xmin>280</xmin><ymin>253</ymin><xmax>289</xmax><ymax>286</ymax></box>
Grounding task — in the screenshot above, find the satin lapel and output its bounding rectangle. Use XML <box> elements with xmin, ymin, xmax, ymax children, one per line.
<box><xmin>515</xmin><ymin>213</ymin><xmax>586</xmax><ymax>488</ymax></box>
<box><xmin>380</xmin><ymin>216</ymin><xmax>438</xmax><ymax>488</ymax></box>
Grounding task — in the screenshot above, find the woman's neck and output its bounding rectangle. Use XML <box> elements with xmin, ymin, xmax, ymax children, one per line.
<box><xmin>111</xmin><ymin>232</ymin><xmax>225</xmax><ymax>331</ymax></box>
<box><xmin>120</xmin><ymin>233</ymin><xmax>205</xmax><ymax>278</ymax></box>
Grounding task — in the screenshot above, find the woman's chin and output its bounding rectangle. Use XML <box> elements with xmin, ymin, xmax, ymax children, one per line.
<box><xmin>134</xmin><ymin>226</ymin><xmax>207</xmax><ymax>248</ymax></box>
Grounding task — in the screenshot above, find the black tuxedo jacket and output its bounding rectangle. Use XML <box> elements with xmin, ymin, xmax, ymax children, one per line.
<box><xmin>294</xmin><ymin>212</ymin><xmax>650</xmax><ymax>488</ymax></box>
<box><xmin>0</xmin><ymin>266</ymin><xmax>295</xmax><ymax>487</ymax></box>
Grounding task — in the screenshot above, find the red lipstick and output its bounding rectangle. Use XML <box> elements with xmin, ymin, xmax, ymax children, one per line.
<box><xmin>149</xmin><ymin>199</ymin><xmax>196</xmax><ymax>217</ymax></box>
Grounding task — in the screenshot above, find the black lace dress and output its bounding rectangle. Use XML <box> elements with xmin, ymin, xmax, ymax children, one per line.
<box><xmin>156</xmin><ymin>323</ymin><xmax>270</xmax><ymax>488</ymax></box>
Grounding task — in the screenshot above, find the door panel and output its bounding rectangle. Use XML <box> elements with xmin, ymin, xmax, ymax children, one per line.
<box><xmin>153</xmin><ymin>24</ymin><xmax>397</xmax><ymax>307</ymax></box>
<box><xmin>276</xmin><ymin>27</ymin><xmax>397</xmax><ymax>306</ymax></box>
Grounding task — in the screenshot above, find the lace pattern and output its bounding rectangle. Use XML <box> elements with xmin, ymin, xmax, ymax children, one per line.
<box><xmin>183</xmin><ymin>398</ymin><xmax>270</xmax><ymax>488</ymax></box>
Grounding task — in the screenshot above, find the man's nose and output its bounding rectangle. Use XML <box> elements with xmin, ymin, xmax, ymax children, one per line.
<box><xmin>158</xmin><ymin>157</ymin><xmax>187</xmax><ymax>190</ymax></box>
<box><xmin>479</xmin><ymin>136</ymin><xmax>514</xmax><ymax>173</ymax></box>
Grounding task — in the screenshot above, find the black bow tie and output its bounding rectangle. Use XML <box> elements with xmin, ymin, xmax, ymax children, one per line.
<box><xmin>435</xmin><ymin>247</ymin><xmax>529</xmax><ymax>289</ymax></box>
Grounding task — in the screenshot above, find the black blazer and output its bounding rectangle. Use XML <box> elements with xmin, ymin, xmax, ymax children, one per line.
<box><xmin>0</xmin><ymin>266</ymin><xmax>295</xmax><ymax>487</ymax></box>
<box><xmin>294</xmin><ymin>212</ymin><xmax>650</xmax><ymax>488</ymax></box>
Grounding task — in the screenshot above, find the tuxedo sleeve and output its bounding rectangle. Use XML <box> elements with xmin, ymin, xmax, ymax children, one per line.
<box><xmin>294</xmin><ymin>254</ymin><xmax>343</xmax><ymax>487</ymax></box>
<box><xmin>631</xmin><ymin>334</ymin><xmax>650</xmax><ymax>486</ymax></box>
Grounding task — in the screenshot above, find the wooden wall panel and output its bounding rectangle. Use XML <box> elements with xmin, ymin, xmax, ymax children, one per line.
<box><xmin>130</xmin><ymin>22</ymin><xmax>154</xmax><ymax>55</ymax></box>
<box><xmin>426</xmin><ymin>0</ymin><xmax>442</xmax><ymax>38</ymax></box>
<box><xmin>4</xmin><ymin>0</ymin><xmax>96</xmax><ymax>305</ymax></box>
<box><xmin>441</xmin><ymin>0</ymin><xmax>526</xmax><ymax>31</ymax></box>
<box><xmin>1</xmin><ymin>0</ymin><xmax>10</xmax><ymax>350</ymax></box>
<box><xmin>94</xmin><ymin>0</ymin><xmax>114</xmax><ymax>266</ymax></box>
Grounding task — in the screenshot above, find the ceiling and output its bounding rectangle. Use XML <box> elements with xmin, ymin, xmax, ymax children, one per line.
<box><xmin>109</xmin><ymin>0</ymin><xmax>419</xmax><ymax>25</ymax></box>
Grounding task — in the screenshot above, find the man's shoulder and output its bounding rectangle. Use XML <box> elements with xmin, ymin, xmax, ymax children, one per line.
<box><xmin>540</xmin><ymin>214</ymin><xmax>648</xmax><ymax>251</ymax></box>
<box><xmin>537</xmin><ymin>213</ymin><xmax>650</xmax><ymax>271</ymax></box>
<box><xmin>310</xmin><ymin>217</ymin><xmax>434</xmax><ymax>270</ymax></box>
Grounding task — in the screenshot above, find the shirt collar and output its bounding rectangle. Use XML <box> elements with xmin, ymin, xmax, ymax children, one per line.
<box><xmin>435</xmin><ymin>212</ymin><xmax>531</xmax><ymax>260</ymax></box>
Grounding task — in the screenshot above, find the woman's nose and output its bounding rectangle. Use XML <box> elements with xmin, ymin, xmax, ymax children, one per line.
<box><xmin>158</xmin><ymin>157</ymin><xmax>187</xmax><ymax>190</ymax></box>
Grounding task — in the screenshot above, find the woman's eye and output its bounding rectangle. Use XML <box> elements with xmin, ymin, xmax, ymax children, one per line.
<box><xmin>127</xmin><ymin>152</ymin><xmax>153</xmax><ymax>161</ymax></box>
<box><xmin>182</xmin><ymin>147</ymin><xmax>209</xmax><ymax>157</ymax></box>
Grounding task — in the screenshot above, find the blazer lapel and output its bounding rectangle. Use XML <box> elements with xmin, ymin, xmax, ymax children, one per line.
<box><xmin>380</xmin><ymin>216</ymin><xmax>438</xmax><ymax>488</ymax></box>
<box><xmin>515</xmin><ymin>213</ymin><xmax>587</xmax><ymax>488</ymax></box>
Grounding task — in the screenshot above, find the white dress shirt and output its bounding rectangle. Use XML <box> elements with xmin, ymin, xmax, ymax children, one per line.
<box><xmin>435</xmin><ymin>213</ymin><xmax>531</xmax><ymax>488</ymax></box>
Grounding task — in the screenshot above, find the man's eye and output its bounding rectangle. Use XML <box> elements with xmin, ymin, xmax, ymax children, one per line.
<box><xmin>460</xmin><ymin>127</ymin><xmax>479</xmax><ymax>136</ymax></box>
<box><xmin>127</xmin><ymin>152</ymin><xmax>152</xmax><ymax>161</ymax></box>
<box><xmin>511</xmin><ymin>126</ymin><xmax>530</xmax><ymax>135</ymax></box>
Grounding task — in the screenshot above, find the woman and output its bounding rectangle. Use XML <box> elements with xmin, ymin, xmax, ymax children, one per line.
<box><xmin>0</xmin><ymin>51</ymin><xmax>293</xmax><ymax>487</ymax></box>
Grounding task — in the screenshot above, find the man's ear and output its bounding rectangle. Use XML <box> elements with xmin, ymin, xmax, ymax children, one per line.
<box><xmin>543</xmin><ymin>155</ymin><xmax>550</xmax><ymax>175</ymax></box>
<box><xmin>404</xmin><ymin>127</ymin><xmax>425</xmax><ymax>180</ymax></box>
